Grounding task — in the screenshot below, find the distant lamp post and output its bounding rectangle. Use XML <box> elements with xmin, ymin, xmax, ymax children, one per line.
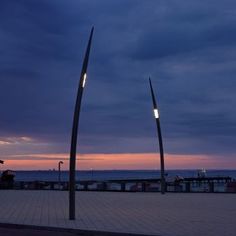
<box><xmin>90</xmin><ymin>168</ymin><xmax>93</xmax><ymax>180</ymax></box>
<box><xmin>58</xmin><ymin>161</ymin><xmax>64</xmax><ymax>187</ymax></box>
<box><xmin>149</xmin><ymin>78</ymin><xmax>166</xmax><ymax>194</ymax></box>
<box><xmin>69</xmin><ymin>27</ymin><xmax>94</xmax><ymax>220</ymax></box>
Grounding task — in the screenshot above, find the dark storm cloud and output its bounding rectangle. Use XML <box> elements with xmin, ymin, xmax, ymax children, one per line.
<box><xmin>0</xmin><ymin>0</ymin><xmax>236</xmax><ymax>157</ymax></box>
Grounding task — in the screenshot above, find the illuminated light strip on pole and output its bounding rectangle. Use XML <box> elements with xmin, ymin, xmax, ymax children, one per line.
<box><xmin>154</xmin><ymin>108</ymin><xmax>159</xmax><ymax>119</ymax></box>
<box><xmin>82</xmin><ymin>73</ymin><xmax>87</xmax><ymax>88</ymax></box>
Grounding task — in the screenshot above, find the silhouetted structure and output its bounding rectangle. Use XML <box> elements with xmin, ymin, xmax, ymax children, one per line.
<box><xmin>0</xmin><ymin>160</ymin><xmax>4</xmax><ymax>164</ymax></box>
<box><xmin>149</xmin><ymin>78</ymin><xmax>166</xmax><ymax>194</ymax></box>
<box><xmin>69</xmin><ymin>27</ymin><xmax>94</xmax><ymax>220</ymax></box>
<box><xmin>0</xmin><ymin>170</ymin><xmax>15</xmax><ymax>189</ymax></box>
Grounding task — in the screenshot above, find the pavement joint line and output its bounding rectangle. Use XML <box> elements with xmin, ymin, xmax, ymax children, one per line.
<box><xmin>0</xmin><ymin>223</ymin><xmax>160</xmax><ymax>236</ymax></box>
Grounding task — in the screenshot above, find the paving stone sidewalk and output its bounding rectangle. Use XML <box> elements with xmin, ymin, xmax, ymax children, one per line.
<box><xmin>0</xmin><ymin>191</ymin><xmax>235</xmax><ymax>236</ymax></box>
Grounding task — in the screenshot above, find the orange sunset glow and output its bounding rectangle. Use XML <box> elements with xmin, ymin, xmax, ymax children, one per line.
<box><xmin>2</xmin><ymin>153</ymin><xmax>235</xmax><ymax>170</ymax></box>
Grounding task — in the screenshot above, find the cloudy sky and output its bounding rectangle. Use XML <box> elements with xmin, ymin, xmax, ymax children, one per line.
<box><xmin>0</xmin><ymin>0</ymin><xmax>236</xmax><ymax>169</ymax></box>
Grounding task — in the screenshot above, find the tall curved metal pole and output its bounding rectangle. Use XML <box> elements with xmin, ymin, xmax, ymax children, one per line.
<box><xmin>149</xmin><ymin>78</ymin><xmax>166</xmax><ymax>194</ymax></box>
<box><xmin>69</xmin><ymin>27</ymin><xmax>94</xmax><ymax>220</ymax></box>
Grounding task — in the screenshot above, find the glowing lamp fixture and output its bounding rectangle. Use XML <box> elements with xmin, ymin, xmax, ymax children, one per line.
<box><xmin>82</xmin><ymin>73</ymin><xmax>87</xmax><ymax>88</ymax></box>
<box><xmin>154</xmin><ymin>109</ymin><xmax>159</xmax><ymax>119</ymax></box>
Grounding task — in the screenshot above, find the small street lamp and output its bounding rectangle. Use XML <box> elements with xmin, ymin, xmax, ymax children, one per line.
<box><xmin>90</xmin><ymin>168</ymin><xmax>93</xmax><ymax>180</ymax></box>
<box><xmin>58</xmin><ymin>161</ymin><xmax>64</xmax><ymax>188</ymax></box>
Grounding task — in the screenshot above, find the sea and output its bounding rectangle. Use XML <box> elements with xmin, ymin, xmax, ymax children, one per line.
<box><xmin>12</xmin><ymin>169</ymin><xmax>236</xmax><ymax>182</ymax></box>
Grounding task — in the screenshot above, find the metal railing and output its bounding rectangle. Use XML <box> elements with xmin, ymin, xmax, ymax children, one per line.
<box><xmin>1</xmin><ymin>176</ymin><xmax>235</xmax><ymax>193</ymax></box>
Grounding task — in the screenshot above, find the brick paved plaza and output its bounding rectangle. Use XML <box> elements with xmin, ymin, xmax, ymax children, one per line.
<box><xmin>0</xmin><ymin>191</ymin><xmax>235</xmax><ymax>236</ymax></box>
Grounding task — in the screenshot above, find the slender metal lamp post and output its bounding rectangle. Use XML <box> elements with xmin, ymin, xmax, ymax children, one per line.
<box><xmin>69</xmin><ymin>27</ymin><xmax>94</xmax><ymax>220</ymax></box>
<box><xmin>149</xmin><ymin>78</ymin><xmax>166</xmax><ymax>194</ymax></box>
<box><xmin>0</xmin><ymin>160</ymin><xmax>4</xmax><ymax>174</ymax></box>
<box><xmin>58</xmin><ymin>161</ymin><xmax>63</xmax><ymax>188</ymax></box>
